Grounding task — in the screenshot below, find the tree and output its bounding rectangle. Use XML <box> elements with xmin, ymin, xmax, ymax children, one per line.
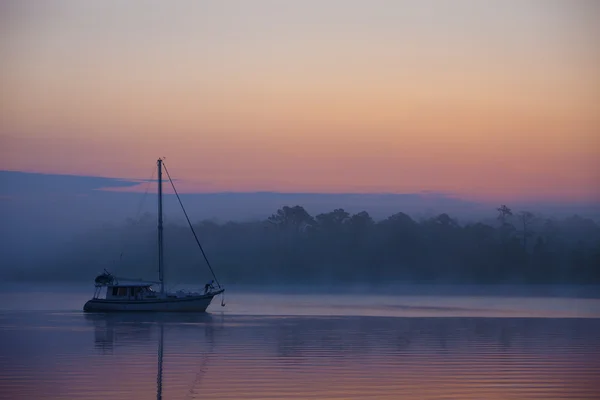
<box><xmin>384</xmin><ymin>212</ymin><xmax>416</xmax><ymax>227</ymax></box>
<box><xmin>517</xmin><ymin>211</ymin><xmax>536</xmax><ymax>249</ymax></box>
<box><xmin>497</xmin><ymin>205</ymin><xmax>513</xmax><ymax>225</ymax></box>
<box><xmin>348</xmin><ymin>211</ymin><xmax>374</xmax><ymax>230</ymax></box>
<box><xmin>496</xmin><ymin>205</ymin><xmax>516</xmax><ymax>243</ymax></box>
<box><xmin>315</xmin><ymin>209</ymin><xmax>351</xmax><ymax>232</ymax></box>
<box><xmin>430</xmin><ymin>213</ymin><xmax>458</xmax><ymax>228</ymax></box>
<box><xmin>268</xmin><ymin>205</ymin><xmax>315</xmax><ymax>232</ymax></box>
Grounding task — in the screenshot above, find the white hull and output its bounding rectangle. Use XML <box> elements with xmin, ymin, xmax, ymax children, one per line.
<box><xmin>83</xmin><ymin>293</ymin><xmax>220</xmax><ymax>312</ymax></box>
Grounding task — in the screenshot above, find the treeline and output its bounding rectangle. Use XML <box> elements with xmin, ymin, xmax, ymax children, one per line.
<box><xmin>40</xmin><ymin>205</ymin><xmax>600</xmax><ymax>285</ymax></box>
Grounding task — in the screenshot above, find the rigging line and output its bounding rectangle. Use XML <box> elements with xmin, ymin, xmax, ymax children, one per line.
<box><xmin>162</xmin><ymin>162</ymin><xmax>222</xmax><ymax>289</ymax></box>
<box><xmin>185</xmin><ymin>323</ymin><xmax>218</xmax><ymax>399</ymax></box>
<box><xmin>134</xmin><ymin>165</ymin><xmax>156</xmax><ymax>222</ymax></box>
<box><xmin>114</xmin><ymin>164</ymin><xmax>156</xmax><ymax>274</ymax></box>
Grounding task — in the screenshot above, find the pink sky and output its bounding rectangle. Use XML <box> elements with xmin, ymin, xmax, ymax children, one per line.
<box><xmin>1</xmin><ymin>1</ymin><xmax>599</xmax><ymax>202</ymax></box>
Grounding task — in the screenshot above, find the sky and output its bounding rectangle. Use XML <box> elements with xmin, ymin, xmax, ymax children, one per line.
<box><xmin>1</xmin><ymin>0</ymin><xmax>599</xmax><ymax>203</ymax></box>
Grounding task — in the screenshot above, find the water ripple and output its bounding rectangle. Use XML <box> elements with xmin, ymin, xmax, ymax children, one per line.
<box><xmin>1</xmin><ymin>299</ymin><xmax>599</xmax><ymax>399</ymax></box>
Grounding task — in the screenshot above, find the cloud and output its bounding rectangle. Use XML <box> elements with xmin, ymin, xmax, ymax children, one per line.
<box><xmin>0</xmin><ymin>171</ymin><xmax>141</xmax><ymax>197</ymax></box>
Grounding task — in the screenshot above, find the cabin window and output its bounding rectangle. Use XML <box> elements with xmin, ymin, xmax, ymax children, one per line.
<box><xmin>117</xmin><ymin>287</ymin><xmax>128</xmax><ymax>296</ymax></box>
<box><xmin>130</xmin><ymin>287</ymin><xmax>139</xmax><ymax>297</ymax></box>
<box><xmin>112</xmin><ymin>287</ymin><xmax>118</xmax><ymax>296</ymax></box>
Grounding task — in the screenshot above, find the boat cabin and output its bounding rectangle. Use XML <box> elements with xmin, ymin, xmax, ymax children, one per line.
<box><xmin>103</xmin><ymin>283</ymin><xmax>158</xmax><ymax>300</ymax></box>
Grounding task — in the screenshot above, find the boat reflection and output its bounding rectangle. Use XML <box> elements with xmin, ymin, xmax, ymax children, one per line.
<box><xmin>85</xmin><ymin>313</ymin><xmax>221</xmax><ymax>399</ymax></box>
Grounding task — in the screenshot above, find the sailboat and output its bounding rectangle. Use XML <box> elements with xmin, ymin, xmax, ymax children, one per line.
<box><xmin>83</xmin><ymin>158</ymin><xmax>224</xmax><ymax>312</ymax></box>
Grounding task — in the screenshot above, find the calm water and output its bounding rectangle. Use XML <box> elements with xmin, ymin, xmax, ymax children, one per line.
<box><xmin>1</xmin><ymin>288</ymin><xmax>599</xmax><ymax>399</ymax></box>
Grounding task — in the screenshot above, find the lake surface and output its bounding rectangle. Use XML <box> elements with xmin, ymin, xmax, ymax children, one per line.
<box><xmin>1</xmin><ymin>287</ymin><xmax>599</xmax><ymax>399</ymax></box>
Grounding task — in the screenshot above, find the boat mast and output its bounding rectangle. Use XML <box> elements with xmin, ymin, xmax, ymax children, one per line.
<box><xmin>157</xmin><ymin>158</ymin><xmax>164</xmax><ymax>294</ymax></box>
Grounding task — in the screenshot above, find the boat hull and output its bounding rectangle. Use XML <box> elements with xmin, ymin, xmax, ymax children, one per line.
<box><xmin>83</xmin><ymin>294</ymin><xmax>219</xmax><ymax>313</ymax></box>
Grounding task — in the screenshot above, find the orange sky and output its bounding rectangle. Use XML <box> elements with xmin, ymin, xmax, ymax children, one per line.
<box><xmin>1</xmin><ymin>1</ymin><xmax>599</xmax><ymax>202</ymax></box>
